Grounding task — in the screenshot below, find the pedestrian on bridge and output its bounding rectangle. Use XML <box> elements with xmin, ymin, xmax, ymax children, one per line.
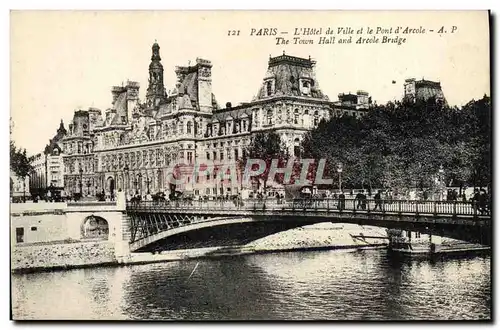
<box><xmin>338</xmin><ymin>191</ymin><xmax>345</xmax><ymax>211</ymax></box>
<box><xmin>479</xmin><ymin>189</ymin><xmax>489</xmax><ymax>215</ymax></box>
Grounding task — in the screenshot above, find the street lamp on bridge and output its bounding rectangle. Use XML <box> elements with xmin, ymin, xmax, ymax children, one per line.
<box><xmin>438</xmin><ymin>165</ymin><xmax>445</xmax><ymax>201</ymax></box>
<box><xmin>337</xmin><ymin>163</ymin><xmax>343</xmax><ymax>192</ymax></box>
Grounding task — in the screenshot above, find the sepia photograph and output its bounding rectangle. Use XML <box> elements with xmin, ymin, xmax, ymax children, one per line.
<box><xmin>9</xmin><ymin>10</ymin><xmax>491</xmax><ymax>321</ymax></box>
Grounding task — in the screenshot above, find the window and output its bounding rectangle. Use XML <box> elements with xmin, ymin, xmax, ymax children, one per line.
<box><xmin>220</xmin><ymin>151</ymin><xmax>224</xmax><ymax>160</ymax></box>
<box><xmin>213</xmin><ymin>151</ymin><xmax>217</xmax><ymax>160</ymax></box>
<box><xmin>31</xmin><ymin>227</ymin><xmax>37</xmax><ymax>231</ymax></box>
<box><xmin>293</xmin><ymin>138</ymin><xmax>301</xmax><ymax>157</ymax></box>
<box><xmin>16</xmin><ymin>228</ymin><xmax>24</xmax><ymax>243</ymax></box>
<box><xmin>234</xmin><ymin>149</ymin><xmax>239</xmax><ymax>160</ymax></box>
<box><xmin>266</xmin><ymin>81</ymin><xmax>272</xmax><ymax>96</ymax></box>
<box><xmin>206</xmin><ymin>152</ymin><xmax>210</xmax><ymax>160</ymax></box>
<box><xmin>187</xmin><ymin>152</ymin><xmax>193</xmax><ymax>164</ymax></box>
<box><xmin>313</xmin><ymin>111</ymin><xmax>319</xmax><ymax>126</ymax></box>
<box><xmin>267</xmin><ymin>109</ymin><xmax>273</xmax><ymax>125</ymax></box>
<box><xmin>187</xmin><ymin>121</ymin><xmax>193</xmax><ymax>134</ymax></box>
<box><xmin>294</xmin><ymin>109</ymin><xmax>299</xmax><ymax>124</ymax></box>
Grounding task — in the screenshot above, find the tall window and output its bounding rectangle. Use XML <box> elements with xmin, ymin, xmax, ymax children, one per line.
<box><xmin>313</xmin><ymin>110</ymin><xmax>319</xmax><ymax>126</ymax></box>
<box><xmin>267</xmin><ymin>109</ymin><xmax>273</xmax><ymax>125</ymax></box>
<box><xmin>293</xmin><ymin>138</ymin><xmax>301</xmax><ymax>157</ymax></box>
<box><xmin>234</xmin><ymin>149</ymin><xmax>239</xmax><ymax>160</ymax></box>
<box><xmin>294</xmin><ymin>109</ymin><xmax>300</xmax><ymax>124</ymax></box>
<box><xmin>187</xmin><ymin>121</ymin><xmax>192</xmax><ymax>134</ymax></box>
<box><xmin>187</xmin><ymin>152</ymin><xmax>193</xmax><ymax>164</ymax></box>
<box><xmin>266</xmin><ymin>81</ymin><xmax>272</xmax><ymax>96</ymax></box>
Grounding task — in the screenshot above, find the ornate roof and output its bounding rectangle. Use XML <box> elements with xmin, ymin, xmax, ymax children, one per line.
<box><xmin>255</xmin><ymin>54</ymin><xmax>327</xmax><ymax>100</ymax></box>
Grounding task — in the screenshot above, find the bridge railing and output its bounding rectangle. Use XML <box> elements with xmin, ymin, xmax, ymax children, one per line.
<box><xmin>126</xmin><ymin>198</ymin><xmax>487</xmax><ymax>217</ymax></box>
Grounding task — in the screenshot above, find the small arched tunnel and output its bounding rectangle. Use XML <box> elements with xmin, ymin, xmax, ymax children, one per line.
<box><xmin>81</xmin><ymin>215</ymin><xmax>110</xmax><ymax>240</ymax></box>
<box><xmin>130</xmin><ymin>215</ymin><xmax>491</xmax><ymax>253</ymax></box>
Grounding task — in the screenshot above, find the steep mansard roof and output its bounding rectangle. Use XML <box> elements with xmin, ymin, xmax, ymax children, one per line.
<box><xmin>255</xmin><ymin>54</ymin><xmax>328</xmax><ymax>100</ymax></box>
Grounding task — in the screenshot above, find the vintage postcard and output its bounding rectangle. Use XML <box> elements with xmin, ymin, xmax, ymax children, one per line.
<box><xmin>10</xmin><ymin>10</ymin><xmax>491</xmax><ymax>321</ymax></box>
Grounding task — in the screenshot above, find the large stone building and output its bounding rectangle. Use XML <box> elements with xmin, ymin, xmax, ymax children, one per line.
<box><xmin>29</xmin><ymin>120</ymin><xmax>67</xmax><ymax>198</ymax></box>
<box><xmin>403</xmin><ymin>78</ymin><xmax>447</xmax><ymax>105</ymax></box>
<box><xmin>62</xmin><ymin>43</ymin><xmax>372</xmax><ymax>199</ymax></box>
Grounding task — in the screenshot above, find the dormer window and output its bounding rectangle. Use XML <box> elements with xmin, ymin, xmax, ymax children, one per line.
<box><xmin>266</xmin><ymin>81</ymin><xmax>272</xmax><ymax>96</ymax></box>
<box><xmin>300</xmin><ymin>79</ymin><xmax>312</xmax><ymax>96</ymax></box>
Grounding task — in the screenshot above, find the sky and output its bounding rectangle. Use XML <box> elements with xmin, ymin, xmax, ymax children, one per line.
<box><xmin>10</xmin><ymin>10</ymin><xmax>490</xmax><ymax>155</ymax></box>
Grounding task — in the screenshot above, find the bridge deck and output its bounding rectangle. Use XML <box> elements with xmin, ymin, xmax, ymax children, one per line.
<box><xmin>124</xmin><ymin>199</ymin><xmax>491</xmax><ymax>250</ymax></box>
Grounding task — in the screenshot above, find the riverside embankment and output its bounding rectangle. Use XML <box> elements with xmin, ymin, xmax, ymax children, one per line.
<box><xmin>11</xmin><ymin>222</ymin><xmax>388</xmax><ymax>273</ymax></box>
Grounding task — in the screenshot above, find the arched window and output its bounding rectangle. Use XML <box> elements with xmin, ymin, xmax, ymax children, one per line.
<box><xmin>294</xmin><ymin>109</ymin><xmax>300</xmax><ymax>124</ymax></box>
<box><xmin>293</xmin><ymin>138</ymin><xmax>301</xmax><ymax>157</ymax></box>
<box><xmin>266</xmin><ymin>81</ymin><xmax>272</xmax><ymax>96</ymax></box>
<box><xmin>187</xmin><ymin>121</ymin><xmax>193</xmax><ymax>134</ymax></box>
<box><xmin>267</xmin><ymin>109</ymin><xmax>273</xmax><ymax>125</ymax></box>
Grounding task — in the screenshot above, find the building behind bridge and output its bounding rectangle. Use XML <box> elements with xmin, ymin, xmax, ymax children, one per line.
<box><xmin>54</xmin><ymin>43</ymin><xmax>377</xmax><ymax>199</ymax></box>
<box><xmin>20</xmin><ymin>42</ymin><xmax>452</xmax><ymax>200</ymax></box>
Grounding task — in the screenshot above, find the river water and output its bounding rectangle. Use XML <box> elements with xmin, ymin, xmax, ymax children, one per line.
<box><xmin>11</xmin><ymin>249</ymin><xmax>490</xmax><ymax>320</ymax></box>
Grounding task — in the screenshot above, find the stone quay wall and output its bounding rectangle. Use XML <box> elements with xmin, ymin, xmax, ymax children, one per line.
<box><xmin>11</xmin><ymin>241</ymin><xmax>117</xmax><ymax>272</ymax></box>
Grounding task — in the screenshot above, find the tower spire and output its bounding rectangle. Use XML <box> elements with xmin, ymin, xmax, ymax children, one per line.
<box><xmin>146</xmin><ymin>41</ymin><xmax>166</xmax><ymax>108</ymax></box>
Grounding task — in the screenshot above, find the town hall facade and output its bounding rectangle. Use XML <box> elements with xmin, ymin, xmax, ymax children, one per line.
<box><xmin>60</xmin><ymin>42</ymin><xmax>372</xmax><ymax>199</ymax></box>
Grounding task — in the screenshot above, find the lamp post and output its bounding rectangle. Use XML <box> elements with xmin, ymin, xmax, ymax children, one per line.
<box><xmin>79</xmin><ymin>165</ymin><xmax>83</xmax><ymax>195</ymax></box>
<box><xmin>438</xmin><ymin>165</ymin><xmax>445</xmax><ymax>201</ymax></box>
<box><xmin>337</xmin><ymin>163</ymin><xmax>343</xmax><ymax>192</ymax></box>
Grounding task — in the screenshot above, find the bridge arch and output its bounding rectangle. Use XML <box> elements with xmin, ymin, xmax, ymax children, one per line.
<box><xmin>81</xmin><ymin>215</ymin><xmax>109</xmax><ymax>240</ymax></box>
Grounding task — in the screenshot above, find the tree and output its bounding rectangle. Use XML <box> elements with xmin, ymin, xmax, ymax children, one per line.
<box><xmin>10</xmin><ymin>140</ymin><xmax>33</xmax><ymax>201</ymax></box>
<box><xmin>300</xmin><ymin>95</ymin><xmax>492</xmax><ymax>195</ymax></box>
<box><xmin>241</xmin><ymin>131</ymin><xmax>288</xmax><ymax>193</ymax></box>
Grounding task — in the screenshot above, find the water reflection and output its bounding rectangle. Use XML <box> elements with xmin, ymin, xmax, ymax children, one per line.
<box><xmin>11</xmin><ymin>250</ymin><xmax>490</xmax><ymax>320</ymax></box>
